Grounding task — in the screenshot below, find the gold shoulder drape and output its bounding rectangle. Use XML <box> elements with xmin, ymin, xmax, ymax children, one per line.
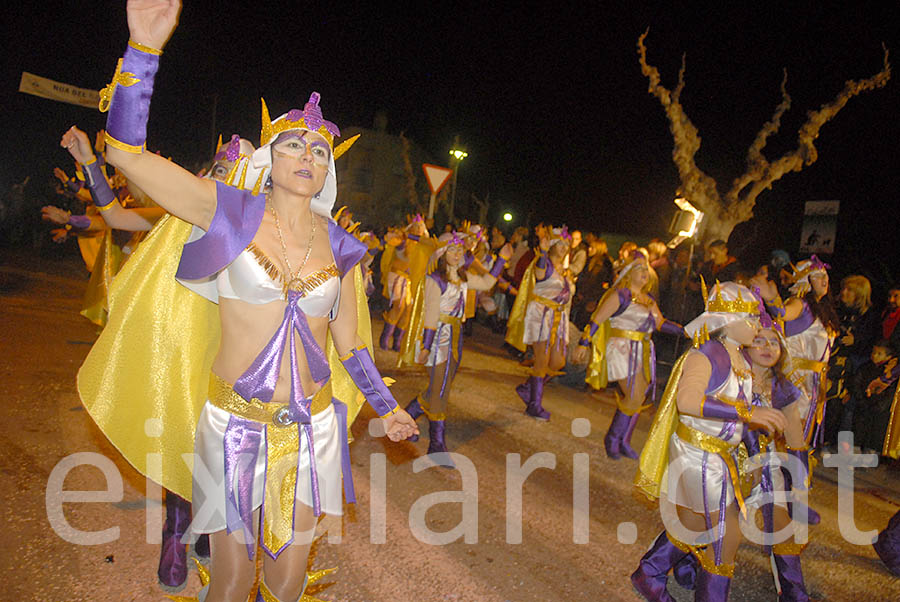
<box><xmin>504</xmin><ymin>256</ymin><xmax>538</xmax><ymax>352</ymax></box>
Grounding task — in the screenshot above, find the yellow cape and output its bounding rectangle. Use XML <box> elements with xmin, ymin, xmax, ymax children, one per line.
<box><xmin>77</xmin><ymin>214</ymin><xmax>372</xmax><ymax>500</ymax></box>
<box><xmin>504</xmin><ymin>256</ymin><xmax>538</xmax><ymax>353</ymax></box>
<box><xmin>79</xmin><ymin>229</ymin><xmax>124</xmax><ymax>327</ymax></box>
<box><xmin>583</xmin><ymin>287</ymin><xmax>618</xmax><ymax>390</ymax></box>
<box><xmin>633</xmin><ymin>349</ymin><xmax>688</xmax><ymax>504</ymax></box>
<box><xmin>396</xmin><ymin>236</ymin><xmax>439</xmax><ymax>368</ymax></box>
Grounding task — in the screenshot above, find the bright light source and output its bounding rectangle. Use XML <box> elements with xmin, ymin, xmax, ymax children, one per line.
<box><xmin>449</xmin><ymin>149</ymin><xmax>468</xmax><ymax>161</ymax></box>
<box><xmin>502</xmin><ymin>212</ymin><xmax>513</xmax><ymax>222</ymax></box>
<box><xmin>667</xmin><ymin>197</ymin><xmax>704</xmax><ymax>248</ymax></box>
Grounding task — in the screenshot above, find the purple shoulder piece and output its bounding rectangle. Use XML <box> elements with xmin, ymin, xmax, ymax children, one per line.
<box><xmin>698</xmin><ymin>339</ymin><xmax>731</xmax><ymax>393</ymax></box>
<box><xmin>611</xmin><ymin>288</ymin><xmax>632</xmax><ymax>318</ymax></box>
<box><xmin>428</xmin><ymin>272</ymin><xmax>448</xmax><ymax>294</ymax></box>
<box><xmin>176</xmin><ymin>181</ymin><xmax>266</xmax><ymax>280</ymax></box>
<box><xmin>784</xmin><ymin>301</ymin><xmax>815</xmax><ymax>337</ymax></box>
<box><xmin>771</xmin><ymin>376</ymin><xmax>803</xmax><ymax>410</ymax></box>
<box><xmin>328</xmin><ymin>220</ymin><xmax>367</xmax><ymax>276</ymax></box>
<box><xmin>464</xmin><ymin>252</ymin><xmax>475</xmax><ymax>270</ymax></box>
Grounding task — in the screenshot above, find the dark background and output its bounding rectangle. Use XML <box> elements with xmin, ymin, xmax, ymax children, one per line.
<box><xmin>2</xmin><ymin>2</ymin><xmax>897</xmax><ymax>284</ymax></box>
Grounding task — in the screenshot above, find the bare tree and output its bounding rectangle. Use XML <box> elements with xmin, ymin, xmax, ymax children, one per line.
<box><xmin>637</xmin><ymin>30</ymin><xmax>891</xmax><ymax>243</ymax></box>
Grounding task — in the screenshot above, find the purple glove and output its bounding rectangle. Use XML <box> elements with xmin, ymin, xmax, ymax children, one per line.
<box><xmin>421</xmin><ymin>328</ymin><xmax>436</xmax><ymax>351</ymax></box>
<box><xmin>339</xmin><ymin>346</ymin><xmax>399</xmax><ymax>417</ymax></box>
<box><xmin>101</xmin><ymin>41</ymin><xmax>161</xmax><ymax>153</ymax></box>
<box><xmin>489</xmin><ymin>256</ymin><xmax>507</xmax><ymax>279</ymax></box>
<box><xmin>82</xmin><ymin>157</ymin><xmax>116</xmax><ymax>209</ymax></box>
<box><xmin>67</xmin><ymin>214</ymin><xmax>91</xmax><ymax>230</ymax></box>
<box><xmin>659</xmin><ymin>319</ymin><xmax>686</xmax><ymax>337</ymax></box>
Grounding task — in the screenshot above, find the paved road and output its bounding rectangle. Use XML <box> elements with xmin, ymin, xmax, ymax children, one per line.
<box><xmin>2</xmin><ymin>255</ymin><xmax>899</xmax><ymax>601</ymax></box>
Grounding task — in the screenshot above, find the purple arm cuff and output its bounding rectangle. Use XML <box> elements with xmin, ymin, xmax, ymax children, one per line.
<box><xmin>66</xmin><ymin>178</ymin><xmax>83</xmax><ymax>193</ymax></box>
<box><xmin>104</xmin><ymin>44</ymin><xmax>160</xmax><ymax>151</ymax></box>
<box><xmin>339</xmin><ymin>346</ymin><xmax>399</xmax><ymax>417</ymax></box>
<box><xmin>881</xmin><ymin>362</ymin><xmax>900</xmax><ymax>385</ymax></box>
<box><xmin>659</xmin><ymin>319</ymin><xmax>686</xmax><ymax>337</ymax></box>
<box><xmin>407</xmin><ymin>233</ymin><xmax>420</xmax><ymax>242</ymax></box>
<box><xmin>489</xmin><ymin>257</ymin><xmax>507</xmax><ymax>279</ymax></box>
<box><xmin>82</xmin><ymin>158</ymin><xmax>116</xmax><ymax>208</ymax></box>
<box><xmin>422</xmin><ymin>328</ymin><xmax>436</xmax><ymax>351</ymax></box>
<box><xmin>67</xmin><ymin>215</ymin><xmax>91</xmax><ymax>230</ymax></box>
<box><xmin>764</xmin><ymin>298</ymin><xmax>786</xmax><ymax>317</ymax></box>
<box><xmin>536</xmin><ymin>251</ymin><xmax>549</xmax><ymax>270</ymax></box>
<box><xmin>701</xmin><ymin>397</ymin><xmax>742</xmax><ymax>421</ymax></box>
<box><xmin>579</xmin><ymin>321</ymin><xmax>599</xmax><ymax>347</ymax></box>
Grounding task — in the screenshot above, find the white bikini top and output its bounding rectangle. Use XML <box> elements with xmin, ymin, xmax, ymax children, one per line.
<box><xmin>178</xmin><ymin>231</ymin><xmax>341</xmax><ymax>319</ymax></box>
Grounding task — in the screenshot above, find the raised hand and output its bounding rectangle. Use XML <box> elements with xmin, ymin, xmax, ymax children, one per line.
<box><xmin>60</xmin><ymin>126</ymin><xmax>95</xmax><ymax>164</ymax></box>
<box><xmin>499</xmin><ymin>242</ymin><xmax>514</xmax><ymax>261</ymax></box>
<box><xmin>41</xmin><ymin>205</ymin><xmax>71</xmax><ymax>225</ymax></box>
<box><xmin>126</xmin><ymin>0</ymin><xmax>182</xmax><ymax>51</ymax></box>
<box><xmin>53</xmin><ymin>167</ymin><xmax>69</xmax><ymax>184</ymax></box>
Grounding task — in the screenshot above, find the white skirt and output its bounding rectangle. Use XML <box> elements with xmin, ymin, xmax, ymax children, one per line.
<box><xmin>191</xmin><ymin>401</ymin><xmax>344</xmax><ymax>534</ymax></box>
<box><xmin>605</xmin><ymin>337</ymin><xmax>650</xmax><ymax>382</ymax></box>
<box><xmin>522</xmin><ymin>300</ymin><xmax>568</xmax><ymax>346</ymax></box>
<box><xmin>665</xmin><ymin>435</ymin><xmax>737</xmax><ymax>514</ymax></box>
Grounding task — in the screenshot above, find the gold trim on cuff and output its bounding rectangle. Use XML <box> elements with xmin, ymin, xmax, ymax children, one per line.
<box><xmin>104</xmin><ymin>132</ymin><xmax>145</xmax><ymax>154</ymax></box>
<box><xmin>96</xmin><ymin>202</ymin><xmax>120</xmax><ymax>212</ymax></box>
<box><xmin>128</xmin><ymin>39</ymin><xmax>163</xmax><ymax>55</ymax></box>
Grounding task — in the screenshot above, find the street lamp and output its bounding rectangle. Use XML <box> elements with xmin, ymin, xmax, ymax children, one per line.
<box><xmin>448</xmin><ymin>145</ymin><xmax>467</xmax><ymax>223</ymax></box>
<box><xmin>502</xmin><ymin>212</ymin><xmax>513</xmax><ymax>222</ymax></box>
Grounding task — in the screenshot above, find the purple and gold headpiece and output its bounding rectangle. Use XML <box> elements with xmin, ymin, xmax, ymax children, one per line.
<box><xmin>789</xmin><ymin>255</ymin><xmax>831</xmax><ymax>297</ymax></box>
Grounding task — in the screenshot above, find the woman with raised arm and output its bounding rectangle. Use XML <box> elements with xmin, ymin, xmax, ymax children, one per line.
<box><xmin>581</xmin><ymin>250</ymin><xmax>685</xmax><ymax>460</ymax></box>
<box><xmin>93</xmin><ymin>2</ymin><xmax>417</xmax><ymax>600</ymax></box>
<box><xmin>399</xmin><ymin>232</ymin><xmax>512</xmax><ymax>467</ymax></box>
<box><xmin>632</xmin><ymin>282</ymin><xmax>787</xmax><ymax>601</ymax></box>
<box><xmin>506</xmin><ymin>227</ymin><xmax>576</xmax><ymax>420</ymax></box>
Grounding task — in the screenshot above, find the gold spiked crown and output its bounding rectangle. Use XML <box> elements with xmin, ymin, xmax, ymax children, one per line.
<box><xmin>701</xmin><ymin>277</ymin><xmax>760</xmax><ymax>315</ymax></box>
<box><xmin>259</xmin><ymin>94</ymin><xmax>359</xmax><ymax>160</ymax></box>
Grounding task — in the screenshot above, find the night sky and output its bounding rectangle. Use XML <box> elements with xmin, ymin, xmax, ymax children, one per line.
<box><xmin>3</xmin><ymin>2</ymin><xmax>898</xmax><ymax>279</ymax></box>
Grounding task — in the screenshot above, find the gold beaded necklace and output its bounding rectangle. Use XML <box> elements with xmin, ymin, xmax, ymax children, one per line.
<box><xmin>267</xmin><ymin>192</ymin><xmax>316</xmax><ymax>298</ymax></box>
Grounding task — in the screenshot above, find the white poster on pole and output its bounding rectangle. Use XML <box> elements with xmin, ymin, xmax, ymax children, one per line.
<box><xmin>19</xmin><ymin>72</ymin><xmax>99</xmax><ymax>109</ymax></box>
<box><xmin>799</xmin><ymin>200</ymin><xmax>839</xmax><ymax>254</ymax></box>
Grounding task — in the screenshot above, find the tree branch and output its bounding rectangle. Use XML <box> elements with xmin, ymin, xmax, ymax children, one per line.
<box><xmin>637</xmin><ymin>30</ymin><xmax>722</xmax><ymax>216</ymax></box>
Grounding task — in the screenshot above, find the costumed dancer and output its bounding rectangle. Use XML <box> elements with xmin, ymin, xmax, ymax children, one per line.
<box><xmin>397</xmin><ymin>232</ymin><xmax>512</xmax><ymax>466</ymax></box>
<box><xmin>632</xmin><ymin>281</ymin><xmax>786</xmax><ymax>601</ymax></box>
<box><xmin>81</xmin><ymin>5</ymin><xmax>417</xmax><ymax>600</ymax></box>
<box><xmin>378</xmin><ymin>219</ymin><xmax>423</xmax><ymax>350</ymax></box>
<box><xmin>581</xmin><ymin>250</ymin><xmax>685</xmax><ymax>460</ymax></box>
<box><xmin>506</xmin><ymin>227</ymin><xmax>575</xmax><ymax>420</ymax></box>
<box><xmin>674</xmin><ymin>316</ymin><xmax>813</xmax><ymax>601</ymax></box>
<box><xmin>754</xmin><ymin>256</ymin><xmax>838</xmax><ymax>448</ymax></box>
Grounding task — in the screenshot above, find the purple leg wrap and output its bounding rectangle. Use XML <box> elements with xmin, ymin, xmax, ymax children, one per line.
<box><xmin>193</xmin><ymin>534</ymin><xmax>210</xmax><ymax>560</ymax></box>
<box><xmin>526</xmin><ymin>376</ymin><xmax>550</xmax><ymax>420</ymax></box>
<box><xmin>427</xmin><ymin>419</ymin><xmax>455</xmax><ymax>468</ymax></box>
<box><xmin>873</xmin><ymin>509</ymin><xmax>900</xmax><ymax>577</ymax></box>
<box><xmin>515</xmin><ymin>379</ymin><xmax>531</xmax><ymax>405</ymax></box>
<box><xmin>158</xmin><ymin>491</ymin><xmax>191</xmax><ymax>589</ymax></box>
<box><xmin>379</xmin><ymin>322</ymin><xmax>395</xmax><ymax>350</ymax></box>
<box><xmin>673</xmin><ymin>553</ymin><xmax>698</xmax><ymax>590</ymax></box>
<box><xmin>605</xmin><ymin>410</ymin><xmax>631</xmax><ymax>460</ymax></box>
<box><xmin>405</xmin><ymin>397</ymin><xmax>422</xmax><ymax>442</ymax></box>
<box><xmin>621</xmin><ymin>411</ymin><xmax>641</xmax><ymax>460</ymax></box>
<box><xmin>695</xmin><ymin>567</ymin><xmax>732</xmax><ymax>602</ymax></box>
<box><xmin>774</xmin><ymin>554</ymin><xmax>810</xmax><ymax>602</ymax></box>
<box><xmin>392</xmin><ymin>327</ymin><xmax>405</xmax><ymax>352</ymax></box>
<box><xmin>630</xmin><ymin>531</ymin><xmax>688</xmax><ymax>601</ymax></box>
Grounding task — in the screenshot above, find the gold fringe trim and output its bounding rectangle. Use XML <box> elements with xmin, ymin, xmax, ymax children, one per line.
<box><xmin>246</xmin><ymin>243</ymin><xmax>340</xmax><ymax>298</ymax></box>
<box><xmin>772</xmin><ymin>541</ymin><xmax>808</xmax><ymax>556</ymax></box>
<box><xmin>690</xmin><ymin>547</ymin><xmax>735</xmax><ymax>578</ymax></box>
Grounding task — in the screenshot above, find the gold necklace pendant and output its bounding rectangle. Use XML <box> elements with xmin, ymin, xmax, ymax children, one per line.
<box><xmin>267</xmin><ymin>193</ymin><xmax>316</xmax><ymax>299</ymax></box>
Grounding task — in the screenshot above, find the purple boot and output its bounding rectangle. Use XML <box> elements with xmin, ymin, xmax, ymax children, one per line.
<box><xmin>695</xmin><ymin>566</ymin><xmax>732</xmax><ymax>602</ymax></box>
<box><xmin>427</xmin><ymin>420</ymin><xmax>455</xmax><ymax>468</ymax></box>
<box><xmin>873</xmin><ymin>508</ymin><xmax>900</xmax><ymax>577</ymax></box>
<box><xmin>379</xmin><ymin>321</ymin><xmax>396</xmax><ymax>350</ymax></box>
<box><xmin>631</xmin><ymin>531</ymin><xmax>689</xmax><ymax>602</ymax></box>
<box><xmin>620</xmin><ymin>411</ymin><xmax>642</xmax><ymax>460</ymax></box>
<box><xmin>405</xmin><ymin>397</ymin><xmax>423</xmax><ymax>442</ymax></box>
<box><xmin>604</xmin><ymin>410</ymin><xmax>632</xmax><ymax>460</ymax></box>
<box><xmin>515</xmin><ymin>380</ymin><xmax>530</xmax><ymax>406</ymax></box>
<box><xmin>392</xmin><ymin>327</ymin><xmax>405</xmax><ymax>351</ymax></box>
<box><xmin>158</xmin><ymin>491</ymin><xmax>191</xmax><ymax>590</ymax></box>
<box><xmin>525</xmin><ymin>376</ymin><xmax>550</xmax><ymax>420</ymax></box>
<box><xmin>773</xmin><ymin>553</ymin><xmax>810</xmax><ymax>601</ymax></box>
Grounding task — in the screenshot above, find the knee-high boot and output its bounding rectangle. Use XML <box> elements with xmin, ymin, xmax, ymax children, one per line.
<box><xmin>427</xmin><ymin>419</ymin><xmax>455</xmax><ymax>468</ymax></box>
<box><xmin>379</xmin><ymin>320</ymin><xmax>396</xmax><ymax>350</ymax></box>
<box><xmin>631</xmin><ymin>531</ymin><xmax>691</xmax><ymax>602</ymax></box>
<box><xmin>694</xmin><ymin>563</ymin><xmax>733</xmax><ymax>602</ymax></box>
<box><xmin>620</xmin><ymin>410</ymin><xmax>643</xmax><ymax>460</ymax></box>
<box><xmin>604</xmin><ymin>410</ymin><xmax>632</xmax><ymax>460</ymax></box>
<box><xmin>404</xmin><ymin>396</ymin><xmax>423</xmax><ymax>441</ymax></box>
<box><xmin>772</xmin><ymin>543</ymin><xmax>810</xmax><ymax>601</ymax></box>
<box><xmin>158</xmin><ymin>491</ymin><xmax>191</xmax><ymax>590</ymax></box>
<box><xmin>526</xmin><ymin>375</ymin><xmax>550</xmax><ymax>420</ymax></box>
<box><xmin>392</xmin><ymin>326</ymin><xmax>405</xmax><ymax>351</ymax></box>
<box><xmin>874</xmin><ymin>508</ymin><xmax>900</xmax><ymax>577</ymax></box>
